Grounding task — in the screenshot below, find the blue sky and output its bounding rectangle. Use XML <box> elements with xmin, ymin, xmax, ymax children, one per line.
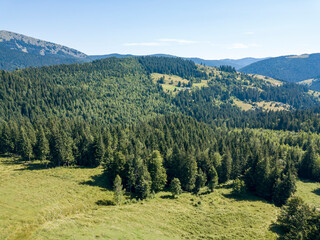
<box><xmin>1</xmin><ymin>0</ymin><xmax>320</xmax><ymax>59</ymax></box>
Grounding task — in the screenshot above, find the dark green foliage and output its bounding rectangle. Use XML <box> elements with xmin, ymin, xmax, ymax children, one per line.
<box><xmin>272</xmin><ymin>167</ymin><xmax>297</xmax><ymax>207</ymax></box>
<box><xmin>18</xmin><ymin>127</ymin><xmax>32</xmax><ymax>161</ymax></box>
<box><xmin>170</xmin><ymin>178</ymin><xmax>182</xmax><ymax>197</ymax></box>
<box><xmin>147</xmin><ymin>150</ymin><xmax>167</xmax><ymax>192</ymax></box>
<box><xmin>193</xmin><ymin>169</ymin><xmax>206</xmax><ymax>194</ymax></box>
<box><xmin>138</xmin><ymin>56</ymin><xmax>207</xmax><ymax>79</ymax></box>
<box><xmin>220</xmin><ymin>151</ymin><xmax>232</xmax><ymax>183</ymax></box>
<box><xmin>277</xmin><ymin>196</ymin><xmax>320</xmax><ymax>240</ymax></box>
<box><xmin>0</xmin><ymin>122</ymin><xmax>14</xmax><ymax>154</ymax></box>
<box><xmin>218</xmin><ymin>65</ymin><xmax>236</xmax><ymax>73</ymax></box>
<box><xmin>207</xmin><ymin>166</ymin><xmax>219</xmax><ymax>192</ymax></box>
<box><xmin>34</xmin><ymin>126</ymin><xmax>49</xmax><ymax>161</ymax></box>
<box><xmin>299</xmin><ymin>144</ymin><xmax>320</xmax><ymax>181</ymax></box>
<box><xmin>90</xmin><ymin>134</ymin><xmax>105</xmax><ymax>167</ymax></box>
<box><xmin>135</xmin><ymin>163</ymin><xmax>152</xmax><ymax>200</ymax></box>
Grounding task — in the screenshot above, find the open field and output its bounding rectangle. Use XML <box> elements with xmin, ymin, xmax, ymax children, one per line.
<box><xmin>0</xmin><ymin>157</ymin><xmax>319</xmax><ymax>239</ymax></box>
<box><xmin>234</xmin><ymin>100</ymin><xmax>290</xmax><ymax>111</ymax></box>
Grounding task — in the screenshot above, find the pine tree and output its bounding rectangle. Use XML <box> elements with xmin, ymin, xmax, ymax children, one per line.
<box><xmin>170</xmin><ymin>178</ymin><xmax>182</xmax><ymax>198</ymax></box>
<box><xmin>272</xmin><ymin>167</ymin><xmax>296</xmax><ymax>206</ymax></box>
<box><xmin>90</xmin><ymin>134</ymin><xmax>105</xmax><ymax>167</ymax></box>
<box><xmin>0</xmin><ymin>122</ymin><xmax>13</xmax><ymax>154</ymax></box>
<box><xmin>135</xmin><ymin>164</ymin><xmax>152</xmax><ymax>200</ymax></box>
<box><xmin>148</xmin><ymin>150</ymin><xmax>167</xmax><ymax>192</ymax></box>
<box><xmin>18</xmin><ymin>127</ymin><xmax>32</xmax><ymax>161</ymax></box>
<box><xmin>208</xmin><ymin>166</ymin><xmax>219</xmax><ymax>192</ymax></box>
<box><xmin>193</xmin><ymin>169</ymin><xmax>206</xmax><ymax>194</ymax></box>
<box><xmin>34</xmin><ymin>126</ymin><xmax>49</xmax><ymax>161</ymax></box>
<box><xmin>220</xmin><ymin>151</ymin><xmax>232</xmax><ymax>183</ymax></box>
<box><xmin>113</xmin><ymin>175</ymin><xmax>124</xmax><ymax>205</ymax></box>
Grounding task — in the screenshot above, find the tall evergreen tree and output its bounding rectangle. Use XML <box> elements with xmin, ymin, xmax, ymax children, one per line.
<box><xmin>147</xmin><ymin>150</ymin><xmax>167</xmax><ymax>192</ymax></box>
<box><xmin>113</xmin><ymin>175</ymin><xmax>124</xmax><ymax>205</ymax></box>
<box><xmin>34</xmin><ymin>126</ymin><xmax>49</xmax><ymax>161</ymax></box>
<box><xmin>18</xmin><ymin>127</ymin><xmax>32</xmax><ymax>161</ymax></box>
<box><xmin>220</xmin><ymin>151</ymin><xmax>232</xmax><ymax>183</ymax></box>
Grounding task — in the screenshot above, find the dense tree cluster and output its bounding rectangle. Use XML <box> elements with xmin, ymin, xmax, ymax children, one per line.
<box><xmin>138</xmin><ymin>56</ymin><xmax>207</xmax><ymax>79</ymax></box>
<box><xmin>1</xmin><ymin>114</ymin><xmax>319</xmax><ymax>205</ymax></box>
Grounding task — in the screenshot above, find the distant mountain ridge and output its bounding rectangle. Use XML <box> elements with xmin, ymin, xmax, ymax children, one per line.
<box><xmin>90</xmin><ymin>54</ymin><xmax>265</xmax><ymax>69</ymax></box>
<box><xmin>0</xmin><ymin>30</ymin><xmax>87</xmax><ymax>58</ymax></box>
<box><xmin>240</xmin><ymin>53</ymin><xmax>320</xmax><ymax>82</ymax></box>
<box><xmin>0</xmin><ymin>30</ymin><xmax>89</xmax><ymax>70</ymax></box>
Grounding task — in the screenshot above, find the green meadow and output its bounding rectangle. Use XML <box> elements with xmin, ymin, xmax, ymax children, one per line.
<box><xmin>0</xmin><ymin>157</ymin><xmax>319</xmax><ymax>240</ymax></box>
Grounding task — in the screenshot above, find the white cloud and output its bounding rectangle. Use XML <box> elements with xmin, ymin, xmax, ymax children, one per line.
<box><xmin>123</xmin><ymin>42</ymin><xmax>161</xmax><ymax>46</ymax></box>
<box><xmin>158</xmin><ymin>38</ymin><xmax>196</xmax><ymax>44</ymax></box>
<box><xmin>123</xmin><ymin>38</ymin><xmax>196</xmax><ymax>47</ymax></box>
<box><xmin>244</xmin><ymin>31</ymin><xmax>254</xmax><ymax>35</ymax></box>
<box><xmin>229</xmin><ymin>43</ymin><xmax>261</xmax><ymax>49</ymax></box>
<box><xmin>231</xmin><ymin>43</ymin><xmax>249</xmax><ymax>49</ymax></box>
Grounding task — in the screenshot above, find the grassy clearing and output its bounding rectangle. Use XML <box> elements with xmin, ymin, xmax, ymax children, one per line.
<box><xmin>295</xmin><ymin>179</ymin><xmax>320</xmax><ymax>208</ymax></box>
<box><xmin>151</xmin><ymin>73</ymin><xmax>209</xmax><ymax>94</ymax></box>
<box><xmin>0</xmin><ymin>157</ymin><xmax>318</xmax><ymax>239</ymax></box>
<box><xmin>250</xmin><ymin>74</ymin><xmax>283</xmax><ymax>86</ymax></box>
<box><xmin>234</xmin><ymin>99</ymin><xmax>254</xmax><ymax>111</ymax></box>
<box><xmin>234</xmin><ymin>100</ymin><xmax>290</xmax><ymax>111</ymax></box>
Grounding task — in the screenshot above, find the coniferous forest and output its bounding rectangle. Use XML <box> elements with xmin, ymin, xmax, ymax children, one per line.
<box><xmin>1</xmin><ymin>56</ymin><xmax>320</xmax><ymax>239</ymax></box>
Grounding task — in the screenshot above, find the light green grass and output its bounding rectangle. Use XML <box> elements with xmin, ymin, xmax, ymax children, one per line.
<box><xmin>295</xmin><ymin>179</ymin><xmax>320</xmax><ymax>208</ymax></box>
<box><xmin>0</xmin><ymin>157</ymin><xmax>318</xmax><ymax>239</ymax></box>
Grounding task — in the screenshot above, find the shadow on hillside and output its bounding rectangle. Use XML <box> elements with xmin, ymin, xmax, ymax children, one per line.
<box><xmin>312</xmin><ymin>188</ymin><xmax>320</xmax><ymax>196</ymax></box>
<box><xmin>15</xmin><ymin>161</ymin><xmax>50</xmax><ymax>171</ymax></box>
<box><xmin>1</xmin><ymin>156</ymin><xmax>50</xmax><ymax>171</ymax></box>
<box><xmin>96</xmin><ymin>199</ymin><xmax>115</xmax><ymax>206</ymax></box>
<box><xmin>160</xmin><ymin>194</ymin><xmax>175</xmax><ymax>199</ymax></box>
<box><xmin>222</xmin><ymin>192</ymin><xmax>270</xmax><ymax>203</ymax></box>
<box><xmin>269</xmin><ymin>222</ymin><xmax>284</xmax><ymax>238</ymax></box>
<box><xmin>80</xmin><ymin>173</ymin><xmax>111</xmax><ymax>190</ymax></box>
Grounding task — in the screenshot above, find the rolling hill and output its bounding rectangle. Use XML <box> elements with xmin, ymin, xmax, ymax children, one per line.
<box><xmin>240</xmin><ymin>53</ymin><xmax>320</xmax><ymax>82</ymax></box>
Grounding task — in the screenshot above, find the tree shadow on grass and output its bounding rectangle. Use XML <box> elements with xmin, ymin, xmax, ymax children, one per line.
<box><xmin>223</xmin><ymin>192</ymin><xmax>270</xmax><ymax>203</ymax></box>
<box><xmin>1</xmin><ymin>156</ymin><xmax>51</xmax><ymax>171</ymax></box>
<box><xmin>96</xmin><ymin>199</ymin><xmax>115</xmax><ymax>206</ymax></box>
<box><xmin>269</xmin><ymin>222</ymin><xmax>284</xmax><ymax>238</ymax></box>
<box><xmin>160</xmin><ymin>194</ymin><xmax>175</xmax><ymax>199</ymax></box>
<box><xmin>312</xmin><ymin>188</ymin><xmax>320</xmax><ymax>196</ymax></box>
<box><xmin>80</xmin><ymin>173</ymin><xmax>112</xmax><ymax>191</ymax></box>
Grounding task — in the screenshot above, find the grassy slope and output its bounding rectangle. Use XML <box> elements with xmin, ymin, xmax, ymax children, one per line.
<box><xmin>1</xmin><ymin>157</ymin><xmax>319</xmax><ymax>240</ymax></box>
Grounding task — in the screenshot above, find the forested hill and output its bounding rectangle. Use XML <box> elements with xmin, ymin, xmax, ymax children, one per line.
<box><xmin>0</xmin><ymin>56</ymin><xmax>318</xmax><ymax>125</ymax></box>
<box><xmin>240</xmin><ymin>53</ymin><xmax>320</xmax><ymax>82</ymax></box>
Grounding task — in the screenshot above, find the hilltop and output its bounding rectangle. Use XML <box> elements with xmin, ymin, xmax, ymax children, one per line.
<box><xmin>240</xmin><ymin>53</ymin><xmax>320</xmax><ymax>82</ymax></box>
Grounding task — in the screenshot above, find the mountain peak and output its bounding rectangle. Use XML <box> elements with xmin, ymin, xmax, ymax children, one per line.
<box><xmin>0</xmin><ymin>30</ymin><xmax>87</xmax><ymax>58</ymax></box>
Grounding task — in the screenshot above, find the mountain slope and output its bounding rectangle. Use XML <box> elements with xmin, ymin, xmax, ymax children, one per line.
<box><xmin>0</xmin><ymin>56</ymin><xmax>317</xmax><ymax>125</ymax></box>
<box><xmin>0</xmin><ymin>30</ymin><xmax>89</xmax><ymax>70</ymax></box>
<box><xmin>240</xmin><ymin>53</ymin><xmax>320</xmax><ymax>82</ymax></box>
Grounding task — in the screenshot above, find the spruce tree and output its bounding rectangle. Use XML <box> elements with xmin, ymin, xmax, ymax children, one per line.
<box><xmin>18</xmin><ymin>127</ymin><xmax>32</xmax><ymax>161</ymax></box>
<box><xmin>113</xmin><ymin>175</ymin><xmax>124</xmax><ymax>205</ymax></box>
<box><xmin>148</xmin><ymin>150</ymin><xmax>167</xmax><ymax>192</ymax></box>
<box><xmin>34</xmin><ymin>126</ymin><xmax>49</xmax><ymax>161</ymax></box>
<box><xmin>170</xmin><ymin>178</ymin><xmax>182</xmax><ymax>198</ymax></box>
<box><xmin>220</xmin><ymin>151</ymin><xmax>232</xmax><ymax>183</ymax></box>
<box><xmin>208</xmin><ymin>166</ymin><xmax>219</xmax><ymax>192</ymax></box>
